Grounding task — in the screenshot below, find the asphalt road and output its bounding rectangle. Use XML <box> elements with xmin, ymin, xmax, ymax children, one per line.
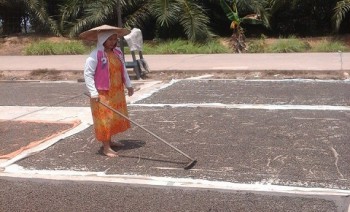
<box><xmin>0</xmin><ymin>176</ymin><xmax>339</xmax><ymax>212</ymax></box>
<box><xmin>1</xmin><ymin>78</ymin><xmax>350</xmax><ymax>211</ymax></box>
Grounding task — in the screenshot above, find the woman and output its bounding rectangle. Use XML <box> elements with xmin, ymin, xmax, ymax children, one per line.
<box><xmin>80</xmin><ymin>25</ymin><xmax>134</xmax><ymax>157</ymax></box>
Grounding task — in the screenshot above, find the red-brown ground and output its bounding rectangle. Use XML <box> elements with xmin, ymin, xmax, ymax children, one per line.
<box><xmin>0</xmin><ymin>120</ymin><xmax>78</xmax><ymax>159</ymax></box>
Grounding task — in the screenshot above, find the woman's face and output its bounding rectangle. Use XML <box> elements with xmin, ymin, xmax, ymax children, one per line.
<box><xmin>103</xmin><ymin>34</ymin><xmax>118</xmax><ymax>50</ymax></box>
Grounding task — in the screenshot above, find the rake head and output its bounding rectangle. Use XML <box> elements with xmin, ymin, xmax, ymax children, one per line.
<box><xmin>184</xmin><ymin>159</ymin><xmax>197</xmax><ymax>170</ymax></box>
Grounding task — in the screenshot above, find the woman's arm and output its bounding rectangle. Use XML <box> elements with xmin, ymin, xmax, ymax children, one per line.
<box><xmin>84</xmin><ymin>54</ymin><xmax>99</xmax><ymax>98</ymax></box>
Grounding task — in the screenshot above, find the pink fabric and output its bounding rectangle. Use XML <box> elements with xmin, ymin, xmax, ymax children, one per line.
<box><xmin>95</xmin><ymin>49</ymin><xmax>126</xmax><ymax>90</ymax></box>
<box><xmin>95</xmin><ymin>50</ymin><xmax>110</xmax><ymax>90</ymax></box>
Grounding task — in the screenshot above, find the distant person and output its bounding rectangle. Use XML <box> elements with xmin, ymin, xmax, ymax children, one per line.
<box><xmin>80</xmin><ymin>25</ymin><xmax>134</xmax><ymax>157</ymax></box>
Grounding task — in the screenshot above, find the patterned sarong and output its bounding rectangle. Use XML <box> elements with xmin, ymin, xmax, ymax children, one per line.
<box><xmin>90</xmin><ymin>51</ymin><xmax>131</xmax><ymax>142</ymax></box>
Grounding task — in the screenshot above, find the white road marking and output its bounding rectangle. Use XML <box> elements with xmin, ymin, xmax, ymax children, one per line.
<box><xmin>2</xmin><ymin>164</ymin><xmax>350</xmax><ymax>197</ymax></box>
<box><xmin>185</xmin><ymin>74</ymin><xmax>214</xmax><ymax>80</ymax></box>
<box><xmin>131</xmin><ymin>103</ymin><xmax>350</xmax><ymax>111</ymax></box>
<box><xmin>0</xmin><ymin>106</ymin><xmax>92</xmax><ymax>122</ymax></box>
<box><xmin>127</xmin><ymin>80</ymin><xmax>164</xmax><ymax>103</ymax></box>
<box><xmin>130</xmin><ymin>79</ymin><xmax>178</xmax><ymax>104</ymax></box>
<box><xmin>183</xmin><ymin>78</ymin><xmax>350</xmax><ymax>83</ymax></box>
<box><xmin>212</xmin><ymin>66</ymin><xmax>248</xmax><ymax>70</ymax></box>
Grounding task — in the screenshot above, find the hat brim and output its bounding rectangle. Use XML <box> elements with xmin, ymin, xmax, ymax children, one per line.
<box><xmin>79</xmin><ymin>25</ymin><xmax>131</xmax><ymax>41</ymax></box>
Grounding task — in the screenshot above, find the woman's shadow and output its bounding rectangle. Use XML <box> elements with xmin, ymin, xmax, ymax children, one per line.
<box><xmin>97</xmin><ymin>139</ymin><xmax>145</xmax><ymax>153</ymax></box>
<box><xmin>113</xmin><ymin>139</ymin><xmax>146</xmax><ymax>150</ymax></box>
<box><xmin>99</xmin><ymin>139</ymin><xmax>187</xmax><ymax>166</ymax></box>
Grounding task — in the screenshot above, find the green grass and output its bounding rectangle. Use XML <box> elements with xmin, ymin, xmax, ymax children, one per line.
<box><xmin>246</xmin><ymin>36</ymin><xmax>349</xmax><ymax>53</ymax></box>
<box><xmin>123</xmin><ymin>39</ymin><xmax>232</xmax><ymax>54</ymax></box>
<box><xmin>266</xmin><ymin>36</ymin><xmax>310</xmax><ymax>53</ymax></box>
<box><xmin>247</xmin><ymin>35</ymin><xmax>267</xmax><ymax>53</ymax></box>
<box><xmin>25</xmin><ymin>38</ymin><xmax>231</xmax><ymax>55</ymax></box>
<box><xmin>311</xmin><ymin>39</ymin><xmax>349</xmax><ymax>52</ymax></box>
<box><xmin>24</xmin><ymin>36</ymin><xmax>349</xmax><ymax>55</ymax></box>
<box><xmin>25</xmin><ymin>40</ymin><xmax>90</xmax><ymax>55</ymax></box>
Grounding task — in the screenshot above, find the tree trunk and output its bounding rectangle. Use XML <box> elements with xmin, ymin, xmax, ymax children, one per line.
<box><xmin>230</xmin><ymin>27</ymin><xmax>246</xmax><ymax>53</ymax></box>
<box><xmin>117</xmin><ymin>0</ymin><xmax>125</xmax><ymax>54</ymax></box>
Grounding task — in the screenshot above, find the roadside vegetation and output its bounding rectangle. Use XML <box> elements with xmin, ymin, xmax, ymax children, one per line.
<box><xmin>139</xmin><ymin>39</ymin><xmax>232</xmax><ymax>54</ymax></box>
<box><xmin>25</xmin><ymin>40</ymin><xmax>89</xmax><ymax>55</ymax></box>
<box><xmin>1</xmin><ymin>0</ymin><xmax>350</xmax><ymax>54</ymax></box>
<box><xmin>247</xmin><ymin>36</ymin><xmax>349</xmax><ymax>53</ymax></box>
<box><xmin>311</xmin><ymin>40</ymin><xmax>349</xmax><ymax>52</ymax></box>
<box><xmin>23</xmin><ymin>39</ymin><xmax>233</xmax><ymax>55</ymax></box>
<box><xmin>22</xmin><ymin>37</ymin><xmax>349</xmax><ymax>55</ymax></box>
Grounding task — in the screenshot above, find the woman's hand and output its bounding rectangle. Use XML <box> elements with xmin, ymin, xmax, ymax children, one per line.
<box><xmin>91</xmin><ymin>95</ymin><xmax>100</xmax><ymax>102</ymax></box>
<box><xmin>127</xmin><ymin>87</ymin><xmax>134</xmax><ymax>96</ymax></box>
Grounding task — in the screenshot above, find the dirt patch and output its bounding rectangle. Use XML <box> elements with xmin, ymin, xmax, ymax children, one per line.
<box><xmin>146</xmin><ymin>70</ymin><xmax>350</xmax><ymax>81</ymax></box>
<box><xmin>0</xmin><ymin>69</ymin><xmax>349</xmax><ymax>82</ymax></box>
<box><xmin>0</xmin><ymin>70</ymin><xmax>84</xmax><ymax>81</ymax></box>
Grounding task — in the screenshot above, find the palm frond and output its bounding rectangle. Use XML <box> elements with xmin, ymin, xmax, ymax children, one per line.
<box><xmin>178</xmin><ymin>0</ymin><xmax>211</xmax><ymax>41</ymax></box>
<box><xmin>220</xmin><ymin>0</ymin><xmax>240</xmax><ymax>22</ymax></box>
<box><xmin>269</xmin><ymin>0</ymin><xmax>288</xmax><ymax>14</ymax></box>
<box><xmin>60</xmin><ymin>0</ymin><xmax>92</xmax><ymax>30</ymax></box>
<box><xmin>241</xmin><ymin>15</ymin><xmax>263</xmax><ymax>25</ymax></box>
<box><xmin>124</xmin><ymin>1</ymin><xmax>153</xmax><ymax>29</ymax></box>
<box><xmin>25</xmin><ymin>0</ymin><xmax>61</xmax><ymax>36</ymax></box>
<box><xmin>333</xmin><ymin>0</ymin><xmax>350</xmax><ymax>31</ymax></box>
<box><xmin>241</xmin><ymin>0</ymin><xmax>270</xmax><ymax>28</ymax></box>
<box><xmin>68</xmin><ymin>1</ymin><xmax>117</xmax><ymax>37</ymax></box>
<box><xmin>150</xmin><ymin>0</ymin><xmax>181</xmax><ymax>27</ymax></box>
<box><xmin>269</xmin><ymin>0</ymin><xmax>302</xmax><ymax>14</ymax></box>
<box><xmin>221</xmin><ymin>0</ymin><xmax>270</xmax><ymax>28</ymax></box>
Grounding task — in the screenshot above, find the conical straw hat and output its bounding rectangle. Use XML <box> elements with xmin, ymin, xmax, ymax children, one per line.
<box><xmin>79</xmin><ymin>25</ymin><xmax>131</xmax><ymax>41</ymax></box>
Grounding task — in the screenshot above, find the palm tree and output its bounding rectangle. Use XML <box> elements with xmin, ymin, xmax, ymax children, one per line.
<box><xmin>220</xmin><ymin>0</ymin><xmax>270</xmax><ymax>53</ymax></box>
<box><xmin>333</xmin><ymin>0</ymin><xmax>350</xmax><ymax>31</ymax></box>
<box><xmin>61</xmin><ymin>0</ymin><xmax>212</xmax><ymax>42</ymax></box>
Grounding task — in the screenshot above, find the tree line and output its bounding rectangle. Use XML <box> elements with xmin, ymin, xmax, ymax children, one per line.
<box><xmin>0</xmin><ymin>0</ymin><xmax>349</xmax><ymax>41</ymax></box>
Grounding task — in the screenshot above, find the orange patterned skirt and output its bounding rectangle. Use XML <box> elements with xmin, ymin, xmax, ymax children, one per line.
<box><xmin>90</xmin><ymin>51</ymin><xmax>131</xmax><ymax>142</ymax></box>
